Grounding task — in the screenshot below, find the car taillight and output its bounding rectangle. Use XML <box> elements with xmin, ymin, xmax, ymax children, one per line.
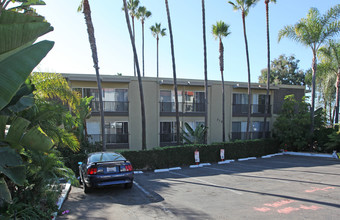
<box><xmin>125</xmin><ymin>164</ymin><xmax>133</xmax><ymax>171</ymax></box>
<box><xmin>87</xmin><ymin>167</ymin><xmax>97</xmax><ymax>175</ymax></box>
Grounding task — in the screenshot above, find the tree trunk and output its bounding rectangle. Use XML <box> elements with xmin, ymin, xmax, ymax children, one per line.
<box><xmin>142</xmin><ymin>20</ymin><xmax>145</xmax><ymax>77</ymax></box>
<box><xmin>123</xmin><ymin>0</ymin><xmax>146</xmax><ymax>150</ymax></box>
<box><xmin>156</xmin><ymin>36</ymin><xmax>159</xmax><ymax>78</ymax></box>
<box><xmin>219</xmin><ymin>38</ymin><xmax>225</xmax><ymax>142</ymax></box>
<box><xmin>263</xmin><ymin>1</ymin><xmax>270</xmax><ymax>139</ymax></box>
<box><xmin>83</xmin><ymin>0</ymin><xmax>106</xmax><ymax>151</ymax></box>
<box><xmin>132</xmin><ymin>16</ymin><xmax>136</xmax><ymax>77</ymax></box>
<box><xmin>165</xmin><ymin>0</ymin><xmax>180</xmax><ymax>145</ymax></box>
<box><xmin>202</xmin><ymin>0</ymin><xmax>208</xmax><ymax>144</ymax></box>
<box><xmin>310</xmin><ymin>51</ymin><xmax>317</xmax><ymax>133</ymax></box>
<box><xmin>242</xmin><ymin>12</ymin><xmax>252</xmax><ymax>140</ymax></box>
<box><xmin>335</xmin><ymin>71</ymin><xmax>340</xmax><ymax>125</ymax></box>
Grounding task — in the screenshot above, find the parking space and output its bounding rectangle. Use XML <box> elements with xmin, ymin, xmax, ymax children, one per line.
<box><xmin>58</xmin><ymin>155</ymin><xmax>340</xmax><ymax>219</ymax></box>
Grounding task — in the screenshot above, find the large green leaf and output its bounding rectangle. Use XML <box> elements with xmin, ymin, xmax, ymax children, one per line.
<box><xmin>0</xmin><ymin>22</ymin><xmax>53</xmax><ymax>60</ymax></box>
<box><xmin>8</xmin><ymin>94</ymin><xmax>34</xmax><ymax>112</ymax></box>
<box><xmin>0</xmin><ymin>147</ymin><xmax>25</xmax><ymax>186</ymax></box>
<box><xmin>0</xmin><ymin>177</ymin><xmax>12</xmax><ymax>204</ymax></box>
<box><xmin>5</xmin><ymin>117</ymin><xmax>30</xmax><ymax>146</ymax></box>
<box><xmin>20</xmin><ymin>125</ymin><xmax>54</xmax><ymax>151</ymax></box>
<box><xmin>0</xmin><ymin>147</ymin><xmax>23</xmax><ymax>167</ymax></box>
<box><xmin>0</xmin><ymin>40</ymin><xmax>54</xmax><ymax>111</ymax></box>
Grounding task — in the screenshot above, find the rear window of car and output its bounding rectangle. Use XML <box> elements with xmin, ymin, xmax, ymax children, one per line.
<box><xmin>88</xmin><ymin>153</ymin><xmax>126</xmax><ymax>163</ymax></box>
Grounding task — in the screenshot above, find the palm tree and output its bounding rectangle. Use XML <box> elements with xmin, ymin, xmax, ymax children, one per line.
<box><xmin>212</xmin><ymin>21</ymin><xmax>231</xmax><ymax>142</ymax></box>
<box><xmin>263</xmin><ymin>0</ymin><xmax>276</xmax><ymax>138</ymax></box>
<box><xmin>228</xmin><ymin>0</ymin><xmax>259</xmax><ymax>140</ymax></box>
<box><xmin>278</xmin><ymin>5</ymin><xmax>340</xmax><ymax>133</ymax></box>
<box><xmin>150</xmin><ymin>23</ymin><xmax>166</xmax><ymax>78</ymax></box>
<box><xmin>123</xmin><ymin>0</ymin><xmax>140</xmax><ymax>77</ymax></box>
<box><xmin>202</xmin><ymin>0</ymin><xmax>208</xmax><ymax>144</ymax></box>
<box><xmin>136</xmin><ymin>6</ymin><xmax>151</xmax><ymax>77</ymax></box>
<box><xmin>123</xmin><ymin>0</ymin><xmax>147</xmax><ymax>150</ymax></box>
<box><xmin>78</xmin><ymin>0</ymin><xmax>106</xmax><ymax>151</ymax></box>
<box><xmin>165</xmin><ymin>0</ymin><xmax>180</xmax><ymax>145</ymax></box>
<box><xmin>318</xmin><ymin>40</ymin><xmax>340</xmax><ymax>125</ymax></box>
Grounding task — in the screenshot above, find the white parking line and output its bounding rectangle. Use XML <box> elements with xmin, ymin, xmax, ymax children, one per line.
<box><xmin>134</xmin><ymin>181</ymin><xmax>152</xmax><ymax>197</ymax></box>
<box><xmin>169</xmin><ymin>171</ymin><xmax>242</xmax><ymax>195</ymax></box>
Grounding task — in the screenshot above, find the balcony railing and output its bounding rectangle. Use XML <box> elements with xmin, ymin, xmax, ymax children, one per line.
<box><xmin>231</xmin><ymin>132</ymin><xmax>271</xmax><ymax>140</ymax></box>
<box><xmin>88</xmin><ymin>134</ymin><xmax>129</xmax><ymax>144</ymax></box>
<box><xmin>160</xmin><ymin>133</ymin><xmax>178</xmax><ymax>143</ymax></box>
<box><xmin>232</xmin><ymin>104</ymin><xmax>271</xmax><ymax>116</ymax></box>
<box><xmin>91</xmin><ymin>101</ymin><xmax>129</xmax><ymax>112</ymax></box>
<box><xmin>160</xmin><ymin>102</ymin><xmax>205</xmax><ymax>113</ymax></box>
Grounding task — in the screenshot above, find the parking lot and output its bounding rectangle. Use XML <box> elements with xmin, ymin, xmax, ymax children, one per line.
<box><xmin>58</xmin><ymin>155</ymin><xmax>340</xmax><ymax>220</ymax></box>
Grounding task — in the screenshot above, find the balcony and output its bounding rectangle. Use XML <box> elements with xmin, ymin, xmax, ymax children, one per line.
<box><xmin>160</xmin><ymin>102</ymin><xmax>205</xmax><ymax>116</ymax></box>
<box><xmin>231</xmin><ymin>132</ymin><xmax>271</xmax><ymax>140</ymax></box>
<box><xmin>232</xmin><ymin>104</ymin><xmax>271</xmax><ymax>117</ymax></box>
<box><xmin>88</xmin><ymin>134</ymin><xmax>129</xmax><ymax>149</ymax></box>
<box><xmin>91</xmin><ymin>101</ymin><xmax>129</xmax><ymax>116</ymax></box>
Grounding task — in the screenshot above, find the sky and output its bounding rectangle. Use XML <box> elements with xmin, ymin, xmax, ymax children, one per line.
<box><xmin>28</xmin><ymin>0</ymin><xmax>340</xmax><ymax>83</ymax></box>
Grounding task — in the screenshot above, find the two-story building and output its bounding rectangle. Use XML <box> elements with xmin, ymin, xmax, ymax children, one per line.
<box><xmin>63</xmin><ymin>73</ymin><xmax>305</xmax><ymax>150</ymax></box>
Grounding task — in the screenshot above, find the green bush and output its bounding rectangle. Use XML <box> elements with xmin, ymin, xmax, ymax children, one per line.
<box><xmin>121</xmin><ymin>139</ymin><xmax>279</xmax><ymax>170</ymax></box>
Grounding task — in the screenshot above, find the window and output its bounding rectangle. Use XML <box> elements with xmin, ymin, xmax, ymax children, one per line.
<box><xmin>105</xmin><ymin>121</ymin><xmax>128</xmax><ymax>143</ymax></box>
<box><xmin>160</xmin><ymin>122</ymin><xmax>177</xmax><ymax>143</ymax></box>
<box><xmin>253</xmin><ymin>94</ymin><xmax>270</xmax><ymax>114</ymax></box>
<box><xmin>160</xmin><ymin>90</ymin><xmax>183</xmax><ymax>112</ymax></box>
<box><xmin>232</xmin><ymin>121</ymin><xmax>269</xmax><ymax>140</ymax></box>
<box><xmin>184</xmin><ymin>91</ymin><xmax>205</xmax><ymax>112</ymax></box>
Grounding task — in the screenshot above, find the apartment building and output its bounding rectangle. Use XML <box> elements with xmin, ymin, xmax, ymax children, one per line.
<box><xmin>63</xmin><ymin>73</ymin><xmax>305</xmax><ymax>150</ymax></box>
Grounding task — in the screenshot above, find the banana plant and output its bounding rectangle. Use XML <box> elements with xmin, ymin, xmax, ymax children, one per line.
<box><xmin>0</xmin><ymin>5</ymin><xmax>54</xmax><ymax>204</ymax></box>
<box><xmin>181</xmin><ymin>122</ymin><xmax>208</xmax><ymax>145</ymax></box>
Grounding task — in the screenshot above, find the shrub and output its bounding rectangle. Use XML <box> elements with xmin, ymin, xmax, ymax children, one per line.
<box><xmin>273</xmin><ymin>95</ymin><xmax>311</xmax><ymax>151</ymax></box>
<box><xmin>121</xmin><ymin>139</ymin><xmax>279</xmax><ymax>170</ymax></box>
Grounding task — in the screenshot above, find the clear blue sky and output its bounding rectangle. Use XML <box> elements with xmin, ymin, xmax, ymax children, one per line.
<box><xmin>31</xmin><ymin>0</ymin><xmax>339</xmax><ymax>83</ymax></box>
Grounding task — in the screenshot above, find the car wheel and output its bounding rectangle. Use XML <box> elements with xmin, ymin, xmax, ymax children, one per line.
<box><xmin>83</xmin><ymin>182</ymin><xmax>93</xmax><ymax>193</ymax></box>
<box><xmin>125</xmin><ymin>182</ymin><xmax>133</xmax><ymax>189</ymax></box>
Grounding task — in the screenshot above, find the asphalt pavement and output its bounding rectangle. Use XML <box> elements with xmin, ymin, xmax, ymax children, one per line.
<box><xmin>57</xmin><ymin>155</ymin><xmax>340</xmax><ymax>220</ymax></box>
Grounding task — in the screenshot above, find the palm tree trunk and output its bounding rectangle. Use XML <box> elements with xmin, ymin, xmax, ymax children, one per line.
<box><xmin>311</xmin><ymin>51</ymin><xmax>317</xmax><ymax>133</ymax></box>
<box><xmin>156</xmin><ymin>36</ymin><xmax>159</xmax><ymax>78</ymax></box>
<box><xmin>165</xmin><ymin>0</ymin><xmax>180</xmax><ymax>145</ymax></box>
<box><xmin>83</xmin><ymin>0</ymin><xmax>106</xmax><ymax>151</ymax></box>
<box><xmin>242</xmin><ymin>12</ymin><xmax>252</xmax><ymax>140</ymax></box>
<box><xmin>123</xmin><ymin>0</ymin><xmax>146</xmax><ymax>150</ymax></box>
<box><xmin>335</xmin><ymin>71</ymin><xmax>340</xmax><ymax>125</ymax></box>
<box><xmin>202</xmin><ymin>0</ymin><xmax>208</xmax><ymax>144</ymax></box>
<box><xmin>219</xmin><ymin>38</ymin><xmax>225</xmax><ymax>142</ymax></box>
<box><xmin>263</xmin><ymin>1</ymin><xmax>270</xmax><ymax>139</ymax></box>
<box><xmin>132</xmin><ymin>16</ymin><xmax>136</xmax><ymax>77</ymax></box>
<box><xmin>142</xmin><ymin>20</ymin><xmax>145</xmax><ymax>77</ymax></box>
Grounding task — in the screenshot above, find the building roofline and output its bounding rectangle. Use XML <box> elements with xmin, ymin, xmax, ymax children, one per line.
<box><xmin>58</xmin><ymin>73</ymin><xmax>305</xmax><ymax>90</ymax></box>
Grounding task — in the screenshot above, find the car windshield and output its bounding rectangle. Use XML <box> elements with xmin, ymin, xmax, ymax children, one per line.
<box><xmin>88</xmin><ymin>153</ymin><xmax>126</xmax><ymax>163</ymax></box>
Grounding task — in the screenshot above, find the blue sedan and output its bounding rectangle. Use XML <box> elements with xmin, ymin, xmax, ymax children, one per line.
<box><xmin>79</xmin><ymin>152</ymin><xmax>134</xmax><ymax>193</ymax></box>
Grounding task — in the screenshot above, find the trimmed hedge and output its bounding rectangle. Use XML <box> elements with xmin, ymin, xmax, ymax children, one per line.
<box><xmin>121</xmin><ymin>139</ymin><xmax>279</xmax><ymax>170</ymax></box>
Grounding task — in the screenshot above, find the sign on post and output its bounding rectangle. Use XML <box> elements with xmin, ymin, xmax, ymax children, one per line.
<box><xmin>194</xmin><ymin>150</ymin><xmax>200</xmax><ymax>164</ymax></box>
<box><xmin>220</xmin><ymin>149</ymin><xmax>225</xmax><ymax>161</ymax></box>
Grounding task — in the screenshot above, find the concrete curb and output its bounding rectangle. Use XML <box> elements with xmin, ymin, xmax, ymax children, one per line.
<box><xmin>283</xmin><ymin>151</ymin><xmax>334</xmax><ymax>158</ymax></box>
<box><xmin>52</xmin><ymin>181</ymin><xmax>71</xmax><ymax>220</ymax></box>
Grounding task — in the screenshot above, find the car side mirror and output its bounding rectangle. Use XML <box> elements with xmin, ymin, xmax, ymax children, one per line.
<box><xmin>78</xmin><ymin>162</ymin><xmax>83</xmax><ymax>165</ymax></box>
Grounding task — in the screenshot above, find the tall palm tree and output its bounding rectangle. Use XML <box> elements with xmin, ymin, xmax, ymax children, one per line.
<box><xmin>228</xmin><ymin>0</ymin><xmax>259</xmax><ymax>140</ymax></box>
<box><xmin>165</xmin><ymin>0</ymin><xmax>180</xmax><ymax>145</ymax></box>
<box><xmin>318</xmin><ymin>40</ymin><xmax>340</xmax><ymax>125</ymax></box>
<box><xmin>78</xmin><ymin>0</ymin><xmax>106</xmax><ymax>151</ymax></box>
<box><xmin>212</xmin><ymin>21</ymin><xmax>231</xmax><ymax>142</ymax></box>
<box><xmin>123</xmin><ymin>0</ymin><xmax>140</xmax><ymax>77</ymax></box>
<box><xmin>263</xmin><ymin>0</ymin><xmax>276</xmax><ymax>138</ymax></box>
<box><xmin>123</xmin><ymin>0</ymin><xmax>147</xmax><ymax>150</ymax></box>
<box><xmin>150</xmin><ymin>23</ymin><xmax>166</xmax><ymax>78</ymax></box>
<box><xmin>202</xmin><ymin>0</ymin><xmax>208</xmax><ymax>144</ymax></box>
<box><xmin>136</xmin><ymin>6</ymin><xmax>151</xmax><ymax>77</ymax></box>
<box><xmin>278</xmin><ymin>5</ymin><xmax>340</xmax><ymax>133</ymax></box>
